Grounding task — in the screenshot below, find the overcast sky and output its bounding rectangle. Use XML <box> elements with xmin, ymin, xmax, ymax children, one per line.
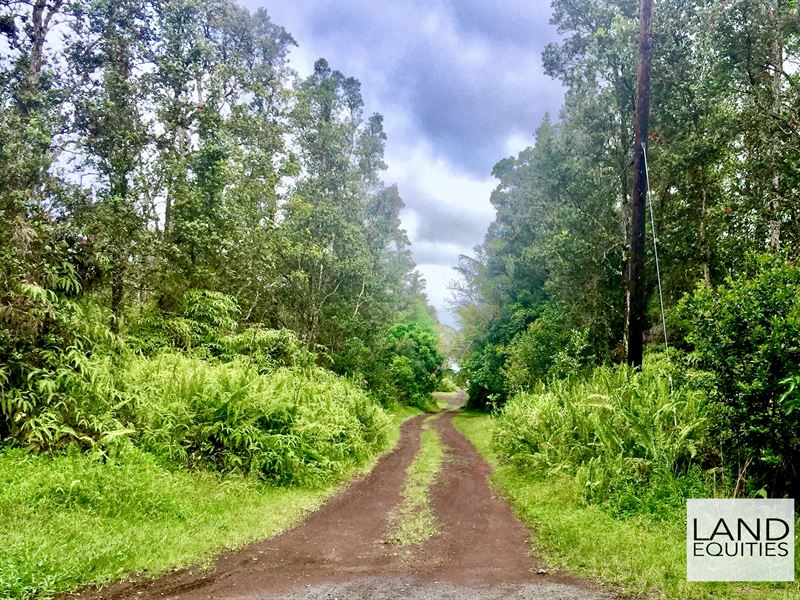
<box><xmin>243</xmin><ymin>0</ymin><xmax>564</xmax><ymax>327</ymax></box>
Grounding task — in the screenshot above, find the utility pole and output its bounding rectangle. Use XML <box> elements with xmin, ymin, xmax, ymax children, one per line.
<box><xmin>626</xmin><ymin>0</ymin><xmax>653</xmax><ymax>367</ymax></box>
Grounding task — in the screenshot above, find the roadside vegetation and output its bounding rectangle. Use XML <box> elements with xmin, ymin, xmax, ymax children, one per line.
<box><xmin>0</xmin><ymin>1</ymin><xmax>444</xmax><ymax>598</ymax></box>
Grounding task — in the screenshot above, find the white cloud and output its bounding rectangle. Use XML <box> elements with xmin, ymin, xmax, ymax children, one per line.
<box><xmin>240</xmin><ymin>0</ymin><xmax>564</xmax><ymax>327</ymax></box>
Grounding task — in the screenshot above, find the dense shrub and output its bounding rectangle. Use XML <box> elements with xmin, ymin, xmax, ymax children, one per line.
<box><xmin>503</xmin><ymin>305</ymin><xmax>594</xmax><ymax>391</ymax></box>
<box><xmin>0</xmin><ymin>274</ymin><xmax>129</xmax><ymax>451</ymax></box>
<box><xmin>366</xmin><ymin>321</ymin><xmax>443</xmax><ymax>408</ymax></box>
<box><xmin>123</xmin><ymin>354</ymin><xmax>390</xmax><ymax>486</ymax></box>
<box><xmin>436</xmin><ymin>375</ymin><xmax>457</xmax><ymax>392</ymax></box>
<box><xmin>126</xmin><ymin>290</ymin><xmax>239</xmax><ymax>352</ymax></box>
<box><xmin>218</xmin><ymin>328</ymin><xmax>315</xmax><ymax>371</ymax></box>
<box><xmin>678</xmin><ymin>254</ymin><xmax>800</xmax><ymax>496</ymax></box>
<box><xmin>493</xmin><ymin>357</ymin><xmax>711</xmax><ymax>515</ymax></box>
<box><xmin>462</xmin><ymin>342</ymin><xmax>507</xmax><ymax>409</ymax></box>
<box><xmin>128</xmin><ymin>291</ymin><xmax>315</xmax><ymax>372</ymax></box>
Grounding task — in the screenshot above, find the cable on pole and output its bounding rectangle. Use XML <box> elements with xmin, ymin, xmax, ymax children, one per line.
<box><xmin>641</xmin><ymin>142</ymin><xmax>668</xmax><ymax>355</ymax></box>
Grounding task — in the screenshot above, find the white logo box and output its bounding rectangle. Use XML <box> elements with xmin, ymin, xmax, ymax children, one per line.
<box><xmin>687</xmin><ymin>498</ymin><xmax>795</xmax><ymax>581</ymax></box>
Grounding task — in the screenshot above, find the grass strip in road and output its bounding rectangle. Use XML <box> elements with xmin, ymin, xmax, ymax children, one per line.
<box><xmin>385</xmin><ymin>415</ymin><xmax>446</xmax><ymax>546</ymax></box>
<box><xmin>454</xmin><ymin>410</ymin><xmax>800</xmax><ymax>600</ymax></box>
<box><xmin>0</xmin><ymin>406</ymin><xmax>422</xmax><ymax>600</ymax></box>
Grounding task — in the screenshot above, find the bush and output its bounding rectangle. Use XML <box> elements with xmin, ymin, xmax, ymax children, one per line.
<box><xmin>678</xmin><ymin>254</ymin><xmax>800</xmax><ymax>496</ymax></box>
<box><xmin>503</xmin><ymin>305</ymin><xmax>594</xmax><ymax>391</ymax></box>
<box><xmin>493</xmin><ymin>357</ymin><xmax>711</xmax><ymax>516</ymax></box>
<box><xmin>219</xmin><ymin>327</ymin><xmax>315</xmax><ymax>371</ymax></box>
<box><xmin>0</xmin><ymin>275</ymin><xmax>130</xmax><ymax>452</ymax></box>
<box><xmin>126</xmin><ymin>290</ymin><xmax>239</xmax><ymax>352</ymax></box>
<box><xmin>366</xmin><ymin>321</ymin><xmax>443</xmax><ymax>408</ymax></box>
<box><xmin>436</xmin><ymin>375</ymin><xmax>457</xmax><ymax>392</ymax></box>
<box><xmin>462</xmin><ymin>342</ymin><xmax>507</xmax><ymax>410</ymax></box>
<box><xmin>122</xmin><ymin>354</ymin><xmax>390</xmax><ymax>486</ymax></box>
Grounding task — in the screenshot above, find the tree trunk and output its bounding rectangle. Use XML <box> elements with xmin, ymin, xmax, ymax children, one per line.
<box><xmin>700</xmin><ymin>186</ymin><xmax>711</xmax><ymax>286</ymax></box>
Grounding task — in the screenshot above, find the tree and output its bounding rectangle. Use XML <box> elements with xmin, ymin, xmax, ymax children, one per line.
<box><xmin>69</xmin><ymin>0</ymin><xmax>153</xmax><ymax>330</ymax></box>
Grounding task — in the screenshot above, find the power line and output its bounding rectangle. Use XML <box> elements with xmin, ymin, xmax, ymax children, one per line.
<box><xmin>642</xmin><ymin>142</ymin><xmax>668</xmax><ymax>354</ymax></box>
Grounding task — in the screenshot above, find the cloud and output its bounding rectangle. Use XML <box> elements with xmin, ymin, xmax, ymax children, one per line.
<box><xmin>256</xmin><ymin>0</ymin><xmax>562</xmax><ymax>177</ymax></box>
<box><xmin>409</xmin><ymin>240</ymin><xmax>469</xmax><ymax>267</ymax></box>
<box><xmin>241</xmin><ymin>0</ymin><xmax>564</xmax><ymax>325</ymax></box>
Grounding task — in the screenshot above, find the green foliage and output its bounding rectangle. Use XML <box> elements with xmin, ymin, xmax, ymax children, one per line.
<box><xmin>677</xmin><ymin>254</ymin><xmax>800</xmax><ymax>496</ymax></box>
<box><xmin>127</xmin><ymin>290</ymin><xmax>239</xmax><ymax>352</ymax></box>
<box><xmin>435</xmin><ymin>375</ymin><xmax>457</xmax><ymax>393</ymax></box>
<box><xmin>219</xmin><ymin>327</ymin><xmax>315</xmax><ymax>371</ymax></box>
<box><xmin>369</xmin><ymin>321</ymin><xmax>443</xmax><ymax>409</ymax></box>
<box><xmin>0</xmin><ymin>272</ymin><xmax>129</xmax><ymax>451</ymax></box>
<box><xmin>123</xmin><ymin>354</ymin><xmax>389</xmax><ymax>486</ymax></box>
<box><xmin>493</xmin><ymin>357</ymin><xmax>711</xmax><ymax>516</ymax></box>
<box><xmin>462</xmin><ymin>342</ymin><xmax>507</xmax><ymax>410</ymax></box>
<box><xmin>503</xmin><ymin>305</ymin><xmax>594</xmax><ymax>391</ymax></box>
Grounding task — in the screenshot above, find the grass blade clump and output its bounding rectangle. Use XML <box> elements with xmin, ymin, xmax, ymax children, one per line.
<box><xmin>123</xmin><ymin>353</ymin><xmax>390</xmax><ymax>486</ymax></box>
<box><xmin>493</xmin><ymin>355</ymin><xmax>710</xmax><ymax>515</ymax></box>
<box><xmin>385</xmin><ymin>416</ymin><xmax>446</xmax><ymax>545</ymax></box>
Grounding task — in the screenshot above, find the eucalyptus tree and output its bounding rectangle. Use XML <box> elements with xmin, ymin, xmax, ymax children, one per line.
<box><xmin>277</xmin><ymin>59</ymin><xmax>385</xmax><ymax>348</ymax></box>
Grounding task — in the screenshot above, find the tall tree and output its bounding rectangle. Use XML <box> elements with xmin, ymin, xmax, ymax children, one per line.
<box><xmin>69</xmin><ymin>0</ymin><xmax>153</xmax><ymax>330</ymax></box>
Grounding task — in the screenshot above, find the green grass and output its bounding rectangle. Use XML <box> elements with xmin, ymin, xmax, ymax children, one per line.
<box><xmin>0</xmin><ymin>405</ymin><xmax>418</xmax><ymax>600</ymax></box>
<box><xmin>454</xmin><ymin>410</ymin><xmax>800</xmax><ymax>600</ymax></box>
<box><xmin>385</xmin><ymin>415</ymin><xmax>446</xmax><ymax>546</ymax></box>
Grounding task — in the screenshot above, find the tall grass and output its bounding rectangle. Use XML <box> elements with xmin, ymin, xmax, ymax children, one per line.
<box><xmin>493</xmin><ymin>356</ymin><xmax>711</xmax><ymax>515</ymax></box>
<box><xmin>122</xmin><ymin>353</ymin><xmax>390</xmax><ymax>486</ymax></box>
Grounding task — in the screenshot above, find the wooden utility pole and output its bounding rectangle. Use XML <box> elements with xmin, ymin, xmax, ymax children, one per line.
<box><xmin>626</xmin><ymin>0</ymin><xmax>653</xmax><ymax>367</ymax></box>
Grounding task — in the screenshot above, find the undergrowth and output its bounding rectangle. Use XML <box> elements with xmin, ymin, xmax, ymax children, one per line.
<box><xmin>123</xmin><ymin>354</ymin><xmax>390</xmax><ymax>486</ymax></box>
<box><xmin>493</xmin><ymin>356</ymin><xmax>712</xmax><ymax>516</ymax></box>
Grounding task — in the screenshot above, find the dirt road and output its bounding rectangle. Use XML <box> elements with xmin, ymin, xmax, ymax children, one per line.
<box><xmin>76</xmin><ymin>393</ymin><xmax>614</xmax><ymax>599</ymax></box>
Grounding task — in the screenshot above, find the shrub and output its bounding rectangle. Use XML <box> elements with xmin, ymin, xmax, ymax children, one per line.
<box><xmin>678</xmin><ymin>254</ymin><xmax>800</xmax><ymax>496</ymax></box>
<box><xmin>366</xmin><ymin>321</ymin><xmax>443</xmax><ymax>408</ymax></box>
<box><xmin>122</xmin><ymin>354</ymin><xmax>390</xmax><ymax>486</ymax></box>
<box><xmin>493</xmin><ymin>357</ymin><xmax>711</xmax><ymax>515</ymax></box>
<box><xmin>503</xmin><ymin>305</ymin><xmax>594</xmax><ymax>391</ymax></box>
<box><xmin>218</xmin><ymin>327</ymin><xmax>315</xmax><ymax>371</ymax></box>
<box><xmin>436</xmin><ymin>375</ymin><xmax>457</xmax><ymax>392</ymax></box>
<box><xmin>126</xmin><ymin>290</ymin><xmax>239</xmax><ymax>352</ymax></box>
<box><xmin>462</xmin><ymin>342</ymin><xmax>507</xmax><ymax>410</ymax></box>
<box><xmin>0</xmin><ymin>274</ymin><xmax>130</xmax><ymax>452</ymax></box>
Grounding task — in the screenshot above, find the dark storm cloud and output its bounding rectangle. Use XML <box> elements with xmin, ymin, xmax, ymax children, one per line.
<box><xmin>256</xmin><ymin>0</ymin><xmax>564</xmax><ymax>178</ymax></box>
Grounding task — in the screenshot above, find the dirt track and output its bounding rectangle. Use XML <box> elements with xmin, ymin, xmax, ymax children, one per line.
<box><xmin>73</xmin><ymin>393</ymin><xmax>614</xmax><ymax>599</ymax></box>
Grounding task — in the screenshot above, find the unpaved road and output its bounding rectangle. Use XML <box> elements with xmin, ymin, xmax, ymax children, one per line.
<box><xmin>74</xmin><ymin>392</ymin><xmax>614</xmax><ymax>600</ymax></box>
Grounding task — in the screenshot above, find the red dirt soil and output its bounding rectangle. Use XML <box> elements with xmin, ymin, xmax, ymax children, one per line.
<box><xmin>66</xmin><ymin>395</ymin><xmax>614</xmax><ymax>599</ymax></box>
